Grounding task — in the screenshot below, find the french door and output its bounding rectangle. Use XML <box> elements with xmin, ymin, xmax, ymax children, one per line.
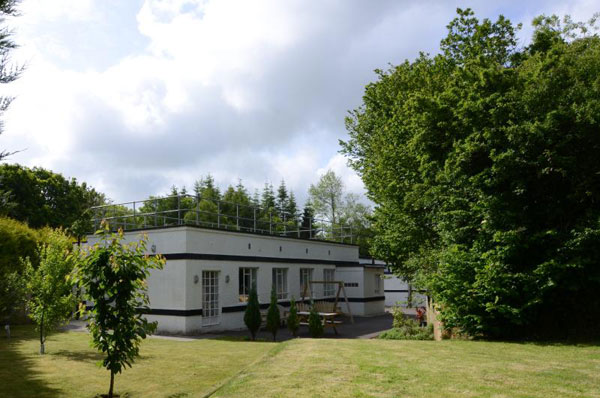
<box><xmin>202</xmin><ymin>271</ymin><xmax>220</xmax><ymax>326</ymax></box>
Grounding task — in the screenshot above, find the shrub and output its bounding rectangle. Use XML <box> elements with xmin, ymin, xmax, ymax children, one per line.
<box><xmin>265</xmin><ymin>287</ymin><xmax>280</xmax><ymax>341</ymax></box>
<box><xmin>379</xmin><ymin>324</ymin><xmax>434</xmax><ymax>340</ymax></box>
<box><xmin>0</xmin><ymin>217</ymin><xmax>40</xmax><ymax>324</ymax></box>
<box><xmin>287</xmin><ymin>297</ymin><xmax>299</xmax><ymax>337</ymax></box>
<box><xmin>308</xmin><ymin>307</ymin><xmax>323</xmax><ymax>338</ymax></box>
<box><xmin>244</xmin><ymin>287</ymin><xmax>261</xmax><ymax>341</ymax></box>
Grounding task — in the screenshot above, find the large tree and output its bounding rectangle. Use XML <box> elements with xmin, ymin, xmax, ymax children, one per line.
<box><xmin>342</xmin><ymin>9</ymin><xmax>600</xmax><ymax>339</ymax></box>
<box><xmin>0</xmin><ymin>164</ymin><xmax>105</xmax><ymax>229</ymax></box>
<box><xmin>0</xmin><ymin>0</ymin><xmax>21</xmax><ymax>161</ymax></box>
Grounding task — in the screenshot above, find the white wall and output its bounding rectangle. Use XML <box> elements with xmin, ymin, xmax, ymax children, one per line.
<box><xmin>85</xmin><ymin>226</ymin><xmax>362</xmax><ymax>334</ymax></box>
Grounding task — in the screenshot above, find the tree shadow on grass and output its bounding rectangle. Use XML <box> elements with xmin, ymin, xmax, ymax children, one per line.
<box><xmin>0</xmin><ymin>326</ymin><xmax>61</xmax><ymax>398</ymax></box>
<box><xmin>50</xmin><ymin>349</ymin><xmax>104</xmax><ymax>363</ymax></box>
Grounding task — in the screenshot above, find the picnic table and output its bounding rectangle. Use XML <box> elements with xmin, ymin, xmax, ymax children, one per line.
<box><xmin>297</xmin><ymin>311</ymin><xmax>343</xmax><ymax>335</ymax></box>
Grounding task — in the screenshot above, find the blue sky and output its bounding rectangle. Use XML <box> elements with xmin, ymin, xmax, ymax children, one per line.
<box><xmin>2</xmin><ymin>0</ymin><xmax>597</xmax><ymax>204</ymax></box>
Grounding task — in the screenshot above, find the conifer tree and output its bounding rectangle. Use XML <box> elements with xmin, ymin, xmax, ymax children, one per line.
<box><xmin>265</xmin><ymin>287</ymin><xmax>281</xmax><ymax>341</ymax></box>
<box><xmin>308</xmin><ymin>306</ymin><xmax>324</xmax><ymax>338</ymax></box>
<box><xmin>244</xmin><ymin>287</ymin><xmax>261</xmax><ymax>341</ymax></box>
<box><xmin>287</xmin><ymin>297</ymin><xmax>300</xmax><ymax>337</ymax></box>
<box><xmin>276</xmin><ymin>180</ymin><xmax>288</xmax><ymax>217</ymax></box>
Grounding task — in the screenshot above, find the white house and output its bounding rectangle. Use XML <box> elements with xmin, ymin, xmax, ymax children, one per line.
<box><xmin>86</xmin><ymin>223</ymin><xmax>385</xmax><ymax>335</ymax></box>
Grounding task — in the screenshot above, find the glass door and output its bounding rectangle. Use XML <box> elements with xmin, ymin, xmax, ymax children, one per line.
<box><xmin>202</xmin><ymin>271</ymin><xmax>220</xmax><ymax>326</ymax></box>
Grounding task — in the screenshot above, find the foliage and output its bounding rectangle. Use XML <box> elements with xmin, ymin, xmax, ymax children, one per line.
<box><xmin>23</xmin><ymin>228</ymin><xmax>78</xmax><ymax>354</ymax></box>
<box><xmin>0</xmin><ymin>217</ymin><xmax>40</xmax><ymax>323</ymax></box>
<box><xmin>378</xmin><ymin>324</ymin><xmax>434</xmax><ymax>340</ymax></box>
<box><xmin>342</xmin><ymin>8</ymin><xmax>600</xmax><ymax>339</ymax></box>
<box><xmin>265</xmin><ymin>287</ymin><xmax>280</xmax><ymax>341</ymax></box>
<box><xmin>0</xmin><ymin>164</ymin><xmax>105</xmax><ymax>229</ymax></box>
<box><xmin>244</xmin><ymin>287</ymin><xmax>261</xmax><ymax>341</ymax></box>
<box><xmin>0</xmin><ymin>0</ymin><xmax>22</xmax><ymax>161</ymax></box>
<box><xmin>287</xmin><ymin>297</ymin><xmax>300</xmax><ymax>337</ymax></box>
<box><xmin>308</xmin><ymin>170</ymin><xmax>373</xmax><ymax>254</ymax></box>
<box><xmin>308</xmin><ymin>170</ymin><xmax>344</xmax><ymax>225</ymax></box>
<box><xmin>379</xmin><ymin>305</ymin><xmax>433</xmax><ymax>340</ymax></box>
<box><xmin>307</xmin><ymin>307</ymin><xmax>323</xmax><ymax>338</ymax></box>
<box><xmin>76</xmin><ymin>222</ymin><xmax>164</xmax><ymax>398</ymax></box>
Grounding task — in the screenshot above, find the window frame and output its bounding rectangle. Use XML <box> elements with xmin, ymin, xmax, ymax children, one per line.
<box><xmin>299</xmin><ymin>268</ymin><xmax>313</xmax><ymax>296</ymax></box>
<box><xmin>374</xmin><ymin>273</ymin><xmax>381</xmax><ymax>294</ymax></box>
<box><xmin>238</xmin><ymin>267</ymin><xmax>258</xmax><ymax>302</ymax></box>
<box><xmin>323</xmin><ymin>268</ymin><xmax>335</xmax><ymax>296</ymax></box>
<box><xmin>272</xmin><ymin>268</ymin><xmax>288</xmax><ymax>300</ymax></box>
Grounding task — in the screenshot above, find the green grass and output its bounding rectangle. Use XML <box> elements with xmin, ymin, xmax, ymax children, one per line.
<box><xmin>213</xmin><ymin>339</ymin><xmax>600</xmax><ymax>398</ymax></box>
<box><xmin>0</xmin><ymin>326</ymin><xmax>276</xmax><ymax>398</ymax></box>
<box><xmin>1</xmin><ymin>326</ymin><xmax>599</xmax><ymax>398</ymax></box>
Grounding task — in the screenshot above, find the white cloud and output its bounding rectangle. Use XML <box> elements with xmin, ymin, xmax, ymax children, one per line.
<box><xmin>2</xmin><ymin>0</ymin><xmax>598</xmax><ymax>207</ymax></box>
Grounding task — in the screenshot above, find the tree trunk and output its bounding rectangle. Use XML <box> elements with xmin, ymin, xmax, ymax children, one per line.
<box><xmin>108</xmin><ymin>371</ymin><xmax>114</xmax><ymax>398</ymax></box>
<box><xmin>39</xmin><ymin>313</ymin><xmax>45</xmax><ymax>355</ymax></box>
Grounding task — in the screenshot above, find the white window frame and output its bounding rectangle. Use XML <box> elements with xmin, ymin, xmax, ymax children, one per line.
<box><xmin>272</xmin><ymin>268</ymin><xmax>288</xmax><ymax>300</ymax></box>
<box><xmin>300</xmin><ymin>268</ymin><xmax>313</xmax><ymax>296</ymax></box>
<box><xmin>323</xmin><ymin>269</ymin><xmax>335</xmax><ymax>296</ymax></box>
<box><xmin>202</xmin><ymin>270</ymin><xmax>220</xmax><ymax>326</ymax></box>
<box><xmin>239</xmin><ymin>267</ymin><xmax>257</xmax><ymax>302</ymax></box>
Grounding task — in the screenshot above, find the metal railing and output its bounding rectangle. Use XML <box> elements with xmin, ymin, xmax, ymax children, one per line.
<box><xmin>89</xmin><ymin>194</ymin><xmax>355</xmax><ymax>243</ymax></box>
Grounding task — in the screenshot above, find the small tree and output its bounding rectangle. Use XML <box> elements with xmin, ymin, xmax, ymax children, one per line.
<box><xmin>244</xmin><ymin>287</ymin><xmax>261</xmax><ymax>340</ymax></box>
<box><xmin>76</xmin><ymin>223</ymin><xmax>164</xmax><ymax>398</ymax></box>
<box><xmin>23</xmin><ymin>228</ymin><xmax>78</xmax><ymax>354</ymax></box>
<box><xmin>265</xmin><ymin>287</ymin><xmax>280</xmax><ymax>341</ymax></box>
<box><xmin>308</xmin><ymin>307</ymin><xmax>324</xmax><ymax>338</ymax></box>
<box><xmin>287</xmin><ymin>297</ymin><xmax>300</xmax><ymax>337</ymax></box>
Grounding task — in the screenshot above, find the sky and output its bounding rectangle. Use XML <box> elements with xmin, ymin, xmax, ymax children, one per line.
<box><xmin>1</xmin><ymin>0</ymin><xmax>598</xmax><ymax>205</ymax></box>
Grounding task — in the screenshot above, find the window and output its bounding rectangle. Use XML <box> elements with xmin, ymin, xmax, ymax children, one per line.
<box><xmin>300</xmin><ymin>268</ymin><xmax>313</xmax><ymax>296</ymax></box>
<box><xmin>239</xmin><ymin>267</ymin><xmax>257</xmax><ymax>302</ymax></box>
<box><xmin>272</xmin><ymin>268</ymin><xmax>288</xmax><ymax>299</ymax></box>
<box><xmin>374</xmin><ymin>274</ymin><xmax>381</xmax><ymax>294</ymax></box>
<box><xmin>323</xmin><ymin>269</ymin><xmax>335</xmax><ymax>296</ymax></box>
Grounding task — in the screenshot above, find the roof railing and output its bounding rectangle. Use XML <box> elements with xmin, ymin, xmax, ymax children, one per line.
<box><xmin>89</xmin><ymin>194</ymin><xmax>355</xmax><ymax>244</ymax></box>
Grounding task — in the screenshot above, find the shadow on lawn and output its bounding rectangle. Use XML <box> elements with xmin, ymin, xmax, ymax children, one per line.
<box><xmin>0</xmin><ymin>327</ymin><xmax>61</xmax><ymax>398</ymax></box>
<box><xmin>51</xmin><ymin>349</ymin><xmax>103</xmax><ymax>363</ymax></box>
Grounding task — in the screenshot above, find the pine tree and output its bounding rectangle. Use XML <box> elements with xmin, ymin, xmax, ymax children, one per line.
<box><xmin>300</xmin><ymin>202</ymin><xmax>315</xmax><ymax>238</ymax></box>
<box><xmin>261</xmin><ymin>183</ymin><xmax>276</xmax><ymax>210</ymax></box>
<box><xmin>287</xmin><ymin>297</ymin><xmax>300</xmax><ymax>337</ymax></box>
<box><xmin>276</xmin><ymin>180</ymin><xmax>288</xmax><ymax>218</ymax></box>
<box><xmin>265</xmin><ymin>287</ymin><xmax>281</xmax><ymax>341</ymax></box>
<box><xmin>244</xmin><ymin>287</ymin><xmax>261</xmax><ymax>341</ymax></box>
<box><xmin>285</xmin><ymin>191</ymin><xmax>299</xmax><ymax>225</ymax></box>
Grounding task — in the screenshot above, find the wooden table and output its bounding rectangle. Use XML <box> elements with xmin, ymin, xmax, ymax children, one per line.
<box><xmin>297</xmin><ymin>311</ymin><xmax>343</xmax><ymax>335</ymax></box>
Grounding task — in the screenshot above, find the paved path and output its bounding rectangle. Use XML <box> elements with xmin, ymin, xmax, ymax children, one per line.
<box><xmin>64</xmin><ymin>313</ymin><xmax>394</xmax><ymax>342</ymax></box>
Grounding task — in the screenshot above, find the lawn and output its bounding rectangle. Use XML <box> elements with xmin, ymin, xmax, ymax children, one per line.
<box><xmin>1</xmin><ymin>326</ymin><xmax>599</xmax><ymax>398</ymax></box>
<box><xmin>0</xmin><ymin>326</ymin><xmax>276</xmax><ymax>398</ymax></box>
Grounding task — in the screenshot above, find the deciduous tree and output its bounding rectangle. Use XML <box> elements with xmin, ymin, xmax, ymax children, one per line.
<box><xmin>342</xmin><ymin>8</ymin><xmax>600</xmax><ymax>339</ymax></box>
<box><xmin>76</xmin><ymin>222</ymin><xmax>164</xmax><ymax>398</ymax></box>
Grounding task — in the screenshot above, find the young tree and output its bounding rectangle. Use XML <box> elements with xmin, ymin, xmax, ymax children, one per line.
<box><xmin>308</xmin><ymin>307</ymin><xmax>324</xmax><ymax>338</ymax></box>
<box><xmin>243</xmin><ymin>287</ymin><xmax>261</xmax><ymax>341</ymax></box>
<box><xmin>342</xmin><ymin>9</ymin><xmax>600</xmax><ymax>339</ymax></box>
<box><xmin>76</xmin><ymin>222</ymin><xmax>164</xmax><ymax>398</ymax></box>
<box><xmin>23</xmin><ymin>228</ymin><xmax>78</xmax><ymax>354</ymax></box>
<box><xmin>287</xmin><ymin>297</ymin><xmax>300</xmax><ymax>337</ymax></box>
<box><xmin>265</xmin><ymin>287</ymin><xmax>280</xmax><ymax>341</ymax></box>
